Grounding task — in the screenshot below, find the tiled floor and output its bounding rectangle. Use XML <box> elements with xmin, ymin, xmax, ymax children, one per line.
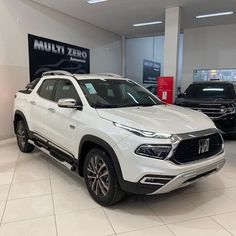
<box><xmin>0</xmin><ymin>139</ymin><xmax>236</xmax><ymax>236</ymax></box>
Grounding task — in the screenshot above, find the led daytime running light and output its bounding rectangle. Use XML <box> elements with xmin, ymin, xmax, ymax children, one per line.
<box><xmin>113</xmin><ymin>122</ymin><xmax>172</xmax><ymax>139</ymax></box>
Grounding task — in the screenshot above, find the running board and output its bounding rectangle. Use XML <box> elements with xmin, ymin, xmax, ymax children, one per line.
<box><xmin>28</xmin><ymin>139</ymin><xmax>77</xmax><ymax>172</ymax></box>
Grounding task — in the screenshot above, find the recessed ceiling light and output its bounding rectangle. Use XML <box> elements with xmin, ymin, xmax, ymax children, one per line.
<box><xmin>133</xmin><ymin>21</ymin><xmax>163</xmax><ymax>27</ymax></box>
<box><xmin>196</xmin><ymin>11</ymin><xmax>234</xmax><ymax>19</ymax></box>
<box><xmin>86</xmin><ymin>0</ymin><xmax>108</xmax><ymax>4</ymax></box>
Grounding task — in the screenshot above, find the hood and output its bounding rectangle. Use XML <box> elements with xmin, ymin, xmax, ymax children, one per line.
<box><xmin>96</xmin><ymin>105</ymin><xmax>215</xmax><ymax>135</ymax></box>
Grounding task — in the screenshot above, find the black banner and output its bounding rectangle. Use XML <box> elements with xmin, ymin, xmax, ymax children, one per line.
<box><xmin>28</xmin><ymin>34</ymin><xmax>90</xmax><ymax>81</ymax></box>
<box><xmin>143</xmin><ymin>59</ymin><xmax>161</xmax><ymax>84</ymax></box>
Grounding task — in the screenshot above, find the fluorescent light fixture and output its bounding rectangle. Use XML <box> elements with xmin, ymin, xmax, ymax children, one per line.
<box><xmin>133</xmin><ymin>21</ymin><xmax>163</xmax><ymax>27</ymax></box>
<box><xmin>196</xmin><ymin>11</ymin><xmax>234</xmax><ymax>19</ymax></box>
<box><xmin>86</xmin><ymin>0</ymin><xmax>108</xmax><ymax>4</ymax></box>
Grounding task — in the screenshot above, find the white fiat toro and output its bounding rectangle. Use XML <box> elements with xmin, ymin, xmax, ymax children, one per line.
<box><xmin>13</xmin><ymin>71</ymin><xmax>225</xmax><ymax>206</ymax></box>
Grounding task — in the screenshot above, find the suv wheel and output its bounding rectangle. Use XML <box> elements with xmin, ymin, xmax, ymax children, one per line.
<box><xmin>16</xmin><ymin>120</ymin><xmax>34</xmax><ymax>153</ymax></box>
<box><xmin>84</xmin><ymin>148</ymin><xmax>125</xmax><ymax>206</ymax></box>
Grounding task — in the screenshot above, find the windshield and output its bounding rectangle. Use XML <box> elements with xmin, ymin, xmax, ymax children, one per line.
<box><xmin>78</xmin><ymin>79</ymin><xmax>163</xmax><ymax>108</ymax></box>
<box><xmin>184</xmin><ymin>83</ymin><xmax>235</xmax><ymax>100</ymax></box>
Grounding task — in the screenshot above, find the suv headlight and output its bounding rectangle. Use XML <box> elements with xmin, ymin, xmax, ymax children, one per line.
<box><xmin>135</xmin><ymin>144</ymin><xmax>172</xmax><ymax>159</ymax></box>
<box><xmin>225</xmin><ymin>107</ymin><xmax>236</xmax><ymax>114</ymax></box>
<box><xmin>113</xmin><ymin>122</ymin><xmax>172</xmax><ymax>139</ymax></box>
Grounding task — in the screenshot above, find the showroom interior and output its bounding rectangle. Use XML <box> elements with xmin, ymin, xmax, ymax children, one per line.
<box><xmin>1</xmin><ymin>0</ymin><xmax>236</xmax><ymax>235</ymax></box>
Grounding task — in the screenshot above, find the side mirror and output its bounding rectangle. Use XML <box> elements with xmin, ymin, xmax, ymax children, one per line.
<box><xmin>58</xmin><ymin>98</ymin><xmax>83</xmax><ymax>110</ymax></box>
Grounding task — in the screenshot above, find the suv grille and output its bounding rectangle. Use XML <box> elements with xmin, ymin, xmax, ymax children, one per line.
<box><xmin>188</xmin><ymin>104</ymin><xmax>227</xmax><ymax>119</ymax></box>
<box><xmin>171</xmin><ymin>133</ymin><xmax>223</xmax><ymax>164</ymax></box>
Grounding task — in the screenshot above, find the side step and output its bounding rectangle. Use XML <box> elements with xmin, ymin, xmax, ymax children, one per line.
<box><xmin>28</xmin><ymin>139</ymin><xmax>77</xmax><ymax>172</ymax></box>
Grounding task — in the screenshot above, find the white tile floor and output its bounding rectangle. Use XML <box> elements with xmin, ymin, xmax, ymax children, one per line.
<box><xmin>0</xmin><ymin>139</ymin><xmax>236</xmax><ymax>236</ymax></box>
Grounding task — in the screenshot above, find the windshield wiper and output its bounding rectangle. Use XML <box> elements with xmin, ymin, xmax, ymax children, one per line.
<box><xmin>118</xmin><ymin>103</ymin><xmax>157</xmax><ymax>108</ymax></box>
<box><xmin>94</xmin><ymin>103</ymin><xmax>159</xmax><ymax>109</ymax></box>
<box><xmin>95</xmin><ymin>104</ymin><xmax>119</xmax><ymax>109</ymax></box>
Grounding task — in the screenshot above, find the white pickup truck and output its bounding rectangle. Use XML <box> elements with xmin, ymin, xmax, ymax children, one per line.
<box><xmin>13</xmin><ymin>71</ymin><xmax>225</xmax><ymax>206</ymax></box>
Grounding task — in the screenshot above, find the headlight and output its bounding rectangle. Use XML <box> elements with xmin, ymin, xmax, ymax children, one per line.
<box><xmin>225</xmin><ymin>107</ymin><xmax>236</xmax><ymax>113</ymax></box>
<box><xmin>113</xmin><ymin>122</ymin><xmax>172</xmax><ymax>139</ymax></box>
<box><xmin>135</xmin><ymin>144</ymin><xmax>172</xmax><ymax>159</ymax></box>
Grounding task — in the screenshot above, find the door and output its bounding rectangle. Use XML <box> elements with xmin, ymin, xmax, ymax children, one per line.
<box><xmin>46</xmin><ymin>79</ymin><xmax>82</xmax><ymax>154</ymax></box>
<box><xmin>30</xmin><ymin>79</ymin><xmax>57</xmax><ymax>138</ymax></box>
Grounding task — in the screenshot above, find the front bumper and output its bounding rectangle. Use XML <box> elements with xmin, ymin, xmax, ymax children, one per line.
<box><xmin>150</xmin><ymin>157</ymin><xmax>225</xmax><ymax>194</ymax></box>
<box><xmin>114</xmin><ymin>129</ymin><xmax>225</xmax><ymax>195</ymax></box>
<box><xmin>214</xmin><ymin>117</ymin><xmax>236</xmax><ymax>134</ymax></box>
<box><xmin>119</xmin><ymin>153</ymin><xmax>225</xmax><ymax>195</ymax></box>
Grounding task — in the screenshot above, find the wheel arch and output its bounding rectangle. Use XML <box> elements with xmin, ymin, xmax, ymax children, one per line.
<box><xmin>78</xmin><ymin>135</ymin><xmax>124</xmax><ymax>184</ymax></box>
<box><xmin>14</xmin><ymin>110</ymin><xmax>30</xmax><ymax>134</ymax></box>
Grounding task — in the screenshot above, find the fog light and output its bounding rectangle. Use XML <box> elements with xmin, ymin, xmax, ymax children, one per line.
<box><xmin>140</xmin><ymin>175</ymin><xmax>174</xmax><ymax>185</ymax></box>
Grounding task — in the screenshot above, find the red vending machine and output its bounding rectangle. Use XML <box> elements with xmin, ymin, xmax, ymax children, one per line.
<box><xmin>157</xmin><ymin>76</ymin><xmax>174</xmax><ymax>104</ymax></box>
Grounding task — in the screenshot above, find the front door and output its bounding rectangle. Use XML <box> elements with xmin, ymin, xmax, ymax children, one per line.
<box><xmin>46</xmin><ymin>79</ymin><xmax>82</xmax><ymax>155</ymax></box>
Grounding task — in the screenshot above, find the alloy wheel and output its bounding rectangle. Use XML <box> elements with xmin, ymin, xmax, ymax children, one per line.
<box><xmin>86</xmin><ymin>155</ymin><xmax>110</xmax><ymax>197</ymax></box>
<box><xmin>17</xmin><ymin>124</ymin><xmax>26</xmax><ymax>148</ymax></box>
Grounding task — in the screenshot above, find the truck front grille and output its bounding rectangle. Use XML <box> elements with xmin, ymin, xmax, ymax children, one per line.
<box><xmin>188</xmin><ymin>104</ymin><xmax>227</xmax><ymax>119</ymax></box>
<box><xmin>171</xmin><ymin>133</ymin><xmax>223</xmax><ymax>164</ymax></box>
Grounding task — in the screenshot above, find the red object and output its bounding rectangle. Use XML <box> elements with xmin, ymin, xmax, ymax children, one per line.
<box><xmin>157</xmin><ymin>76</ymin><xmax>174</xmax><ymax>104</ymax></box>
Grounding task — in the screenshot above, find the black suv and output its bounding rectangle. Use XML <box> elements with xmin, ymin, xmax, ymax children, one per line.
<box><xmin>175</xmin><ymin>81</ymin><xmax>236</xmax><ymax>135</ymax></box>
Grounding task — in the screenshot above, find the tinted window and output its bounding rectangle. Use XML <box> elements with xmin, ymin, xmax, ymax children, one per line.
<box><xmin>26</xmin><ymin>78</ymin><xmax>40</xmax><ymax>90</ymax></box>
<box><xmin>78</xmin><ymin>79</ymin><xmax>162</xmax><ymax>108</ymax></box>
<box><xmin>184</xmin><ymin>83</ymin><xmax>235</xmax><ymax>99</ymax></box>
<box><xmin>146</xmin><ymin>85</ymin><xmax>157</xmax><ymax>95</ymax></box>
<box><xmin>54</xmin><ymin>80</ymin><xmax>79</xmax><ymax>102</ymax></box>
<box><xmin>38</xmin><ymin>79</ymin><xmax>57</xmax><ymax>100</ymax></box>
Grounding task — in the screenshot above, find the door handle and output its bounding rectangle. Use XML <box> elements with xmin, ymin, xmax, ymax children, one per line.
<box><xmin>70</xmin><ymin>124</ymin><xmax>75</xmax><ymax>130</ymax></box>
<box><xmin>48</xmin><ymin>108</ymin><xmax>56</xmax><ymax>113</ymax></box>
<box><xmin>30</xmin><ymin>101</ymin><xmax>36</xmax><ymax>105</ymax></box>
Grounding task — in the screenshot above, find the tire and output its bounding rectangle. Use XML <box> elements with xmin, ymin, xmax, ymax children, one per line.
<box><xmin>84</xmin><ymin>148</ymin><xmax>125</xmax><ymax>206</ymax></box>
<box><xmin>16</xmin><ymin>120</ymin><xmax>34</xmax><ymax>153</ymax></box>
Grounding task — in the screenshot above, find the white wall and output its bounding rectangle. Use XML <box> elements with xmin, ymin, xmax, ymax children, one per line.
<box><xmin>125</xmin><ymin>34</ymin><xmax>183</xmax><ymax>87</ymax></box>
<box><xmin>0</xmin><ymin>0</ymin><xmax>121</xmax><ymax>140</ymax></box>
<box><xmin>182</xmin><ymin>23</ymin><xmax>236</xmax><ymax>91</ymax></box>
<box><xmin>125</xmin><ymin>36</ymin><xmax>164</xmax><ymax>87</ymax></box>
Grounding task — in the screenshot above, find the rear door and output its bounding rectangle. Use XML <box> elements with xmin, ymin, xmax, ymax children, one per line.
<box><xmin>30</xmin><ymin>79</ymin><xmax>57</xmax><ymax>138</ymax></box>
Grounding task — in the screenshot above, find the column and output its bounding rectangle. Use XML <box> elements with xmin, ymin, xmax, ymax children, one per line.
<box><xmin>121</xmin><ymin>36</ymin><xmax>126</xmax><ymax>77</ymax></box>
<box><xmin>163</xmin><ymin>6</ymin><xmax>181</xmax><ymax>95</ymax></box>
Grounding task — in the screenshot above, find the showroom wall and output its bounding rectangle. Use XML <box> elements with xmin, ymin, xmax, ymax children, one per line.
<box><xmin>0</xmin><ymin>0</ymin><xmax>122</xmax><ymax>140</ymax></box>
<box><xmin>125</xmin><ymin>34</ymin><xmax>183</xmax><ymax>87</ymax></box>
<box><xmin>182</xmin><ymin>23</ymin><xmax>236</xmax><ymax>90</ymax></box>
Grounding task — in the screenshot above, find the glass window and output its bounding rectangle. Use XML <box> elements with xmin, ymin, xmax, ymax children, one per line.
<box><xmin>37</xmin><ymin>79</ymin><xmax>57</xmax><ymax>100</ymax></box>
<box><xmin>194</xmin><ymin>69</ymin><xmax>236</xmax><ymax>82</ymax></box>
<box><xmin>54</xmin><ymin>80</ymin><xmax>80</xmax><ymax>102</ymax></box>
<box><xmin>26</xmin><ymin>78</ymin><xmax>40</xmax><ymax>90</ymax></box>
<box><xmin>78</xmin><ymin>79</ymin><xmax>162</xmax><ymax>108</ymax></box>
<box><xmin>184</xmin><ymin>83</ymin><xmax>236</xmax><ymax>99</ymax></box>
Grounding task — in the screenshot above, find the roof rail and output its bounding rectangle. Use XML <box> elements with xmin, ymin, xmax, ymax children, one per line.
<box><xmin>97</xmin><ymin>73</ymin><xmax>123</xmax><ymax>78</ymax></box>
<box><xmin>42</xmin><ymin>70</ymin><xmax>73</xmax><ymax>77</ymax></box>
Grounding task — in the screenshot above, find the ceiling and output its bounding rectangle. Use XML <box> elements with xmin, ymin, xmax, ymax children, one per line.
<box><xmin>32</xmin><ymin>0</ymin><xmax>236</xmax><ymax>37</ymax></box>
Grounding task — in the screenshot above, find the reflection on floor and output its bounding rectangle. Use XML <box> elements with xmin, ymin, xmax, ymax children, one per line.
<box><xmin>0</xmin><ymin>139</ymin><xmax>236</xmax><ymax>236</ymax></box>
